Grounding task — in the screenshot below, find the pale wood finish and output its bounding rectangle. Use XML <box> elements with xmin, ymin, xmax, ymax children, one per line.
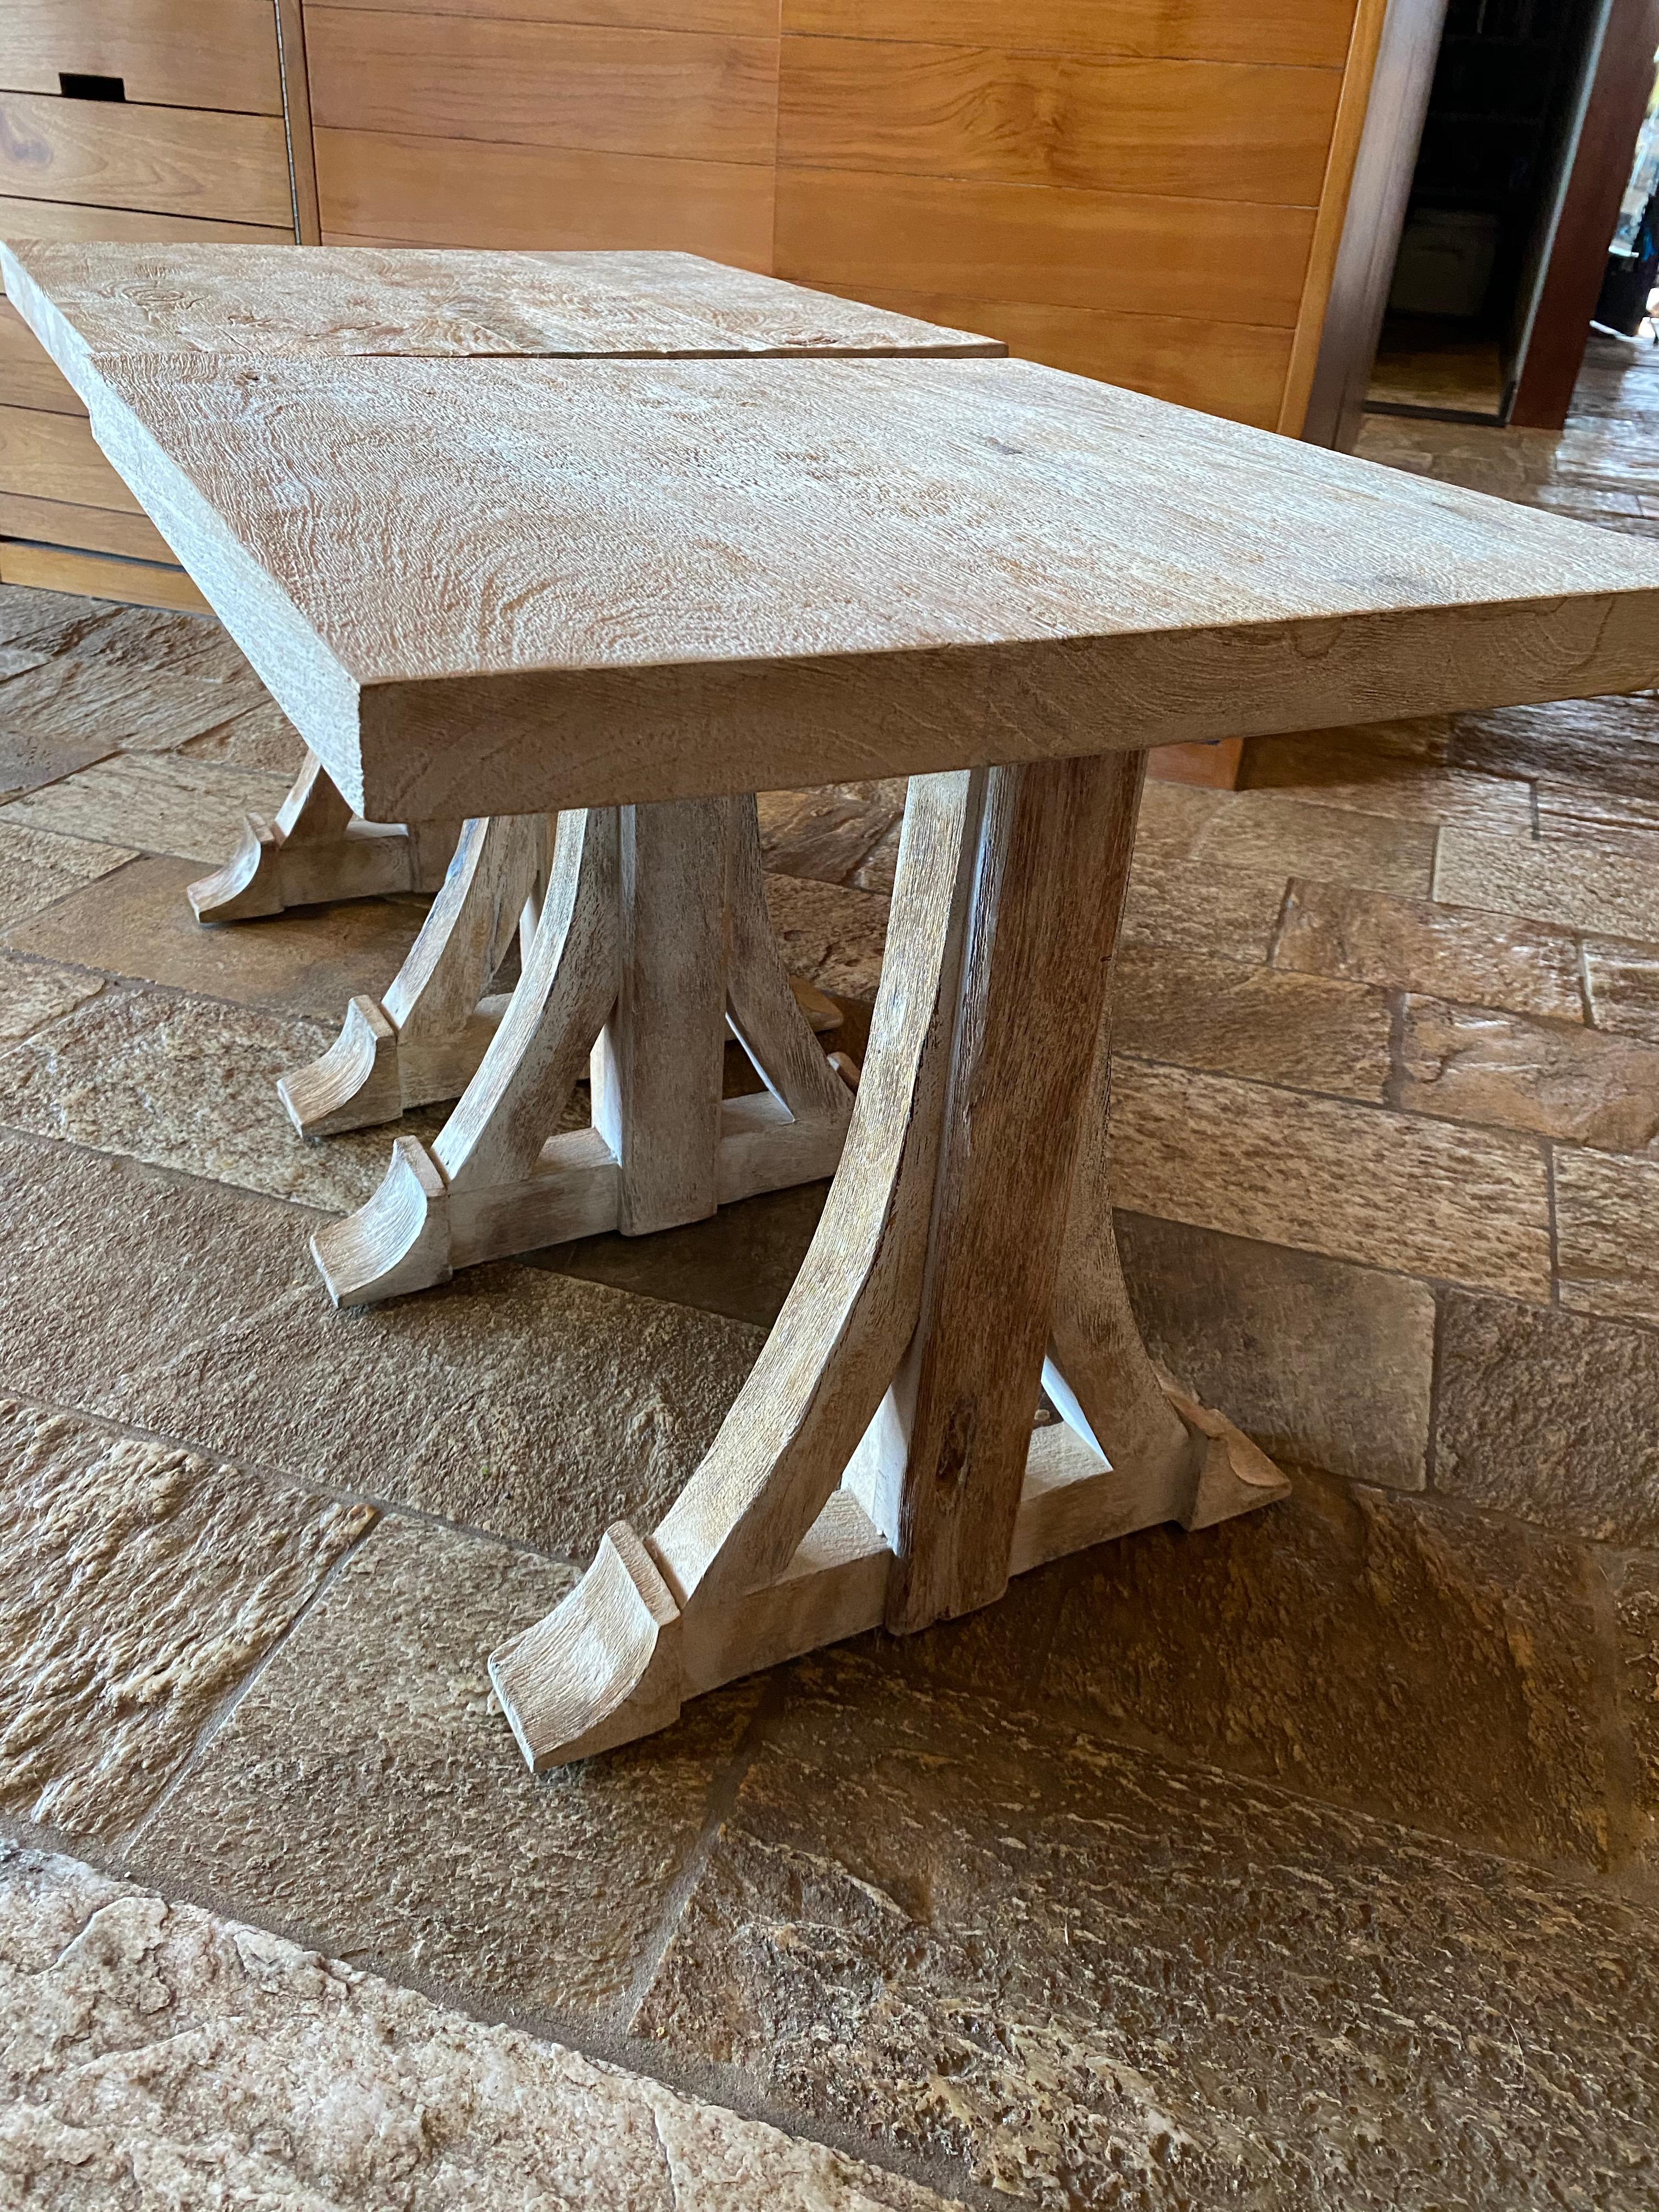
<box><xmin>308</xmin><ymin>9</ymin><xmax>780</xmax><ymax>170</ymax></box>
<box><xmin>885</xmin><ymin>755</ymin><xmax>1137</xmax><ymax>1632</ymax></box>
<box><xmin>12</xmin><ymin>308</ymin><xmax>1656</xmax><ymax>825</ymax></box>
<box><xmin>0</xmin><ymin>493</ymin><xmax>177</xmax><ymax>563</ymax></box>
<box><xmin>185</xmin><ymin>748</ymin><xmax>460</xmax><ymax>923</ymax></box>
<box><xmin>315</xmin><ymin>128</ymin><xmax>775</xmax><ymax>267</ymax></box>
<box><xmin>0</xmin><ymin>539</ymin><xmax>205</xmax><ymax>608</ymax></box>
<box><xmin>0</xmin><ymin>1</ymin><xmax>284</xmax><ymax>116</ymax></box>
<box><xmin>780</xmin><ymin>0</ymin><xmax>1358</xmax><ymax>69</ymax></box>
<box><xmin>492</xmin><ymin>766</ymin><xmax>1288</xmax><ymax>1768</ymax></box>
<box><xmin>0</xmin><ymin>404</ymin><xmax>140</xmax><ymax>512</ymax></box>
<box><xmin>0</xmin><ymin>302</ymin><xmax>83</xmax><ymax>413</ymax></box>
<box><xmin>0</xmin><ymin>92</ymin><xmax>292</xmax><ymax>227</ymax></box>
<box><xmin>777</xmin><ymin>41</ymin><xmax>1341</xmax><ymax>205</ymax></box>
<box><xmin>3</xmin><ymin>244</ymin><xmax>1000</xmax><ymax>365</ymax></box>
<box><xmin>311</xmin><ymin>795</ymin><xmax>853</xmax><ymax>1305</ymax></box>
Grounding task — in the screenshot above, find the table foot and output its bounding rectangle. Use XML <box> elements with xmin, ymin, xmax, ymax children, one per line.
<box><xmin>489</xmin><ymin>758</ymin><xmax>1289</xmax><ymax>1771</ymax></box>
<box><xmin>188</xmin><ymin>749</ymin><xmax>460</xmax><ymax>923</ymax></box>
<box><xmin>312</xmin><ymin>796</ymin><xmax>853</xmax><ymax>1305</ymax></box>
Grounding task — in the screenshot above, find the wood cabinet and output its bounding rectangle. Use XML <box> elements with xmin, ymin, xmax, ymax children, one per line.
<box><xmin>0</xmin><ymin>3</ymin><xmax>296</xmax><ymax>607</ymax></box>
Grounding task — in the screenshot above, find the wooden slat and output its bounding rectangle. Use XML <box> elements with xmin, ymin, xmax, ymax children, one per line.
<box><xmin>775</xmin><ymin>170</ymin><xmax>1316</xmax><ymax>325</ymax></box>
<box><xmin>809</xmin><ymin>284</ymin><xmax>1291</xmax><ymax>426</ymax></box>
<box><xmin>0</xmin><ymin>540</ymin><xmax>204</xmax><ymax>609</ymax></box>
<box><xmin>0</xmin><ymin>0</ymin><xmax>283</xmax><ymax>116</ymax></box>
<box><xmin>777</xmin><ymin>40</ymin><xmax>1339</xmax><ymax>205</ymax></box>
<box><xmin>0</xmin><ymin>403</ymin><xmax>139</xmax><ymax>511</ymax></box>
<box><xmin>0</xmin><ymin>192</ymin><xmax>295</xmax><ymax>252</ymax></box>
<box><xmin>0</xmin><ymin>490</ymin><xmax>176</xmax><ymax>561</ymax></box>
<box><xmin>335</xmin><ymin>0</ymin><xmax>778</xmax><ymax>32</ymax></box>
<box><xmin>780</xmin><ymin>0</ymin><xmax>1358</xmax><ymax>69</ymax></box>
<box><xmin>0</xmin><ymin>301</ymin><xmax>84</xmax><ymax>413</ymax></box>
<box><xmin>0</xmin><ymin>92</ymin><xmax>291</xmax><ymax>225</ymax></box>
<box><xmin>308</xmin><ymin>8</ymin><xmax>778</xmax><ymax>168</ymax></box>
<box><xmin>315</xmin><ymin>128</ymin><xmax>774</xmax><ymax>267</ymax></box>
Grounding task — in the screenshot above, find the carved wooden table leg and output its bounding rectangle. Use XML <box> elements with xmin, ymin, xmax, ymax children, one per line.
<box><xmin>277</xmin><ymin>812</ymin><xmax>553</xmax><ymax>1136</ymax></box>
<box><xmin>187</xmin><ymin>748</ymin><xmax>461</xmax><ymax>923</ymax></box>
<box><xmin>310</xmin><ymin>794</ymin><xmax>854</xmax><ymax>1306</ymax></box>
<box><xmin>488</xmin><ymin>757</ymin><xmax>1290</xmax><ymax>1770</ymax></box>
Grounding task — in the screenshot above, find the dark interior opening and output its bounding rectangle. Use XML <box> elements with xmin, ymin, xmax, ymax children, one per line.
<box><xmin>58</xmin><ymin>73</ymin><xmax>126</xmax><ymax>103</ymax></box>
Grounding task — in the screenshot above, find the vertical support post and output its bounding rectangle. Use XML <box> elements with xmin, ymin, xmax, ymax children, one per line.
<box><xmin>884</xmin><ymin>753</ymin><xmax>1143</xmax><ymax>1634</ymax></box>
<box><xmin>591</xmin><ymin>798</ymin><xmax>730</xmax><ymax>1235</ymax></box>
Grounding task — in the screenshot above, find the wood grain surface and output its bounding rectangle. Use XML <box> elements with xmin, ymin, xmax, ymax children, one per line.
<box><xmin>774</xmin><ymin>169</ymin><xmax>1316</xmax><ymax>325</ymax></box>
<box><xmin>336</xmin><ymin>0</ymin><xmax>779</xmax><ymax>29</ymax></box>
<box><xmin>0</xmin><ymin>0</ymin><xmax>284</xmax><ymax>116</ymax></box>
<box><xmin>308</xmin><ymin>8</ymin><xmax>779</xmax><ymax>169</ymax></box>
<box><xmin>777</xmin><ymin>40</ymin><xmax>1340</xmax><ymax>205</ymax></box>
<box><xmin>780</xmin><ymin>0</ymin><xmax>1358</xmax><ymax>69</ymax></box>
<box><xmin>0</xmin><ymin>402</ymin><xmax>138</xmax><ymax>510</ymax></box>
<box><xmin>0</xmin><ymin>92</ymin><xmax>291</xmax><ymax>225</ymax></box>
<box><xmin>0</xmin><ymin>492</ymin><xmax>174</xmax><ymax>562</ymax></box>
<box><xmin>0</xmin><ymin>540</ymin><xmax>199</xmax><ymax>606</ymax></box>
<box><xmin>4</xmin><ymin>242</ymin><xmax>1000</xmax><ymax>365</ymax></box>
<box><xmin>0</xmin><ymin>193</ymin><xmax>294</xmax><ymax>257</ymax></box>
<box><xmin>0</xmin><ymin>301</ymin><xmax>82</xmax><ymax>413</ymax></box>
<box><xmin>314</xmin><ymin>127</ymin><xmax>775</xmax><ymax>266</ymax></box>
<box><xmin>16</xmin><ymin>320</ymin><xmax>1659</xmax><ymax>820</ymax></box>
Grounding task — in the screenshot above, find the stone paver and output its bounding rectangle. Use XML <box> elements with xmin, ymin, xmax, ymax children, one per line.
<box><xmin>1554</xmin><ymin>1145</ymin><xmax>1659</xmax><ymax>1325</ymax></box>
<box><xmin>0</xmin><ymin>1398</ymin><xmax>371</xmax><ymax>1841</ymax></box>
<box><xmin>1617</xmin><ymin>1556</ymin><xmax>1659</xmax><ymax>1869</ymax></box>
<box><xmin>0</xmin><ymin>983</ymin><xmax>447</xmax><ymax>1211</ymax></box>
<box><xmin>0</xmin><ymin>951</ymin><xmax>101</xmax><ymax>1044</ymax></box>
<box><xmin>3</xmin><ymin>854</ymin><xmax>425</xmax><ymax>1020</ymax></box>
<box><xmin>0</xmin><ymin>821</ymin><xmax>135</xmax><ymax>933</ymax></box>
<box><xmin>0</xmin><ymin>1843</ymin><xmax>950</xmax><ymax>2212</ymax></box>
<box><xmin>139</xmin><ymin>1514</ymin><xmax>757</xmax><ymax>2022</ymax></box>
<box><xmin>0</xmin><ymin>1128</ymin><xmax>761</xmax><ymax>1560</ymax></box>
<box><xmin>1190</xmin><ymin>788</ymin><xmax>1438</xmax><ymax>895</ymax></box>
<box><xmin>1436</xmin><ymin>814</ymin><xmax>1659</xmax><ymax>940</ymax></box>
<box><xmin>1114</xmin><ymin>942</ymin><xmax>1390</xmax><ymax>1099</ymax></box>
<box><xmin>1433</xmin><ymin>1291</ymin><xmax>1659</xmax><ymax>1546</ymax></box>
<box><xmin>1274</xmin><ymin>878</ymin><xmax>1585</xmax><ymax>1020</ymax></box>
<box><xmin>758</xmin><ymin>780</ymin><xmax>907</xmax><ymax>888</ymax></box>
<box><xmin>1111</xmin><ymin>1057</ymin><xmax>1553</xmax><ymax>1300</ymax></box>
<box><xmin>1396</xmin><ymin>995</ymin><xmax>1659</xmax><ymax>1148</ymax></box>
<box><xmin>1585</xmin><ymin>936</ymin><xmax>1659</xmax><ymax>1043</ymax></box>
<box><xmin>635</xmin><ymin>1652</ymin><xmax>1659</xmax><ymax>2211</ymax></box>
<box><xmin>1042</xmin><ymin>1463</ymin><xmax>1616</xmax><ymax>1869</ymax></box>
<box><xmin>1116</xmin><ymin>1211</ymin><xmax>1435</xmax><ymax>1486</ymax></box>
<box><xmin>1120</xmin><ymin>850</ymin><xmax>1288</xmax><ymax>964</ymax></box>
<box><xmin>178</xmin><ymin>696</ymin><xmax>308</xmax><ymax>775</ymax></box>
<box><xmin>1243</xmin><ymin>729</ymin><xmax>1533</xmax><ymax>830</ymax></box>
<box><xmin>763</xmin><ymin>871</ymin><xmax>888</xmax><ymax>1005</ymax></box>
<box><xmin>2</xmin><ymin>753</ymin><xmax>292</xmax><ymax>864</ymax></box>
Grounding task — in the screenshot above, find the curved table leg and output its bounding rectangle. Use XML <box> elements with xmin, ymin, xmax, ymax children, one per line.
<box><xmin>489</xmin><ymin>753</ymin><xmax>1290</xmax><ymax>1771</ymax></box>
<box><xmin>188</xmin><ymin>748</ymin><xmax>461</xmax><ymax>923</ymax></box>
<box><xmin>278</xmin><ymin>812</ymin><xmax>553</xmax><ymax>1137</ymax></box>
<box><xmin>311</xmin><ymin>795</ymin><xmax>855</xmax><ymax>1306</ymax></box>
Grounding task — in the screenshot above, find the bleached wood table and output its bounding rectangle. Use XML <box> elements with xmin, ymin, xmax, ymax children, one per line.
<box><xmin>4</xmin><ymin>245</ymin><xmax>996</xmax><ymax>1164</ymax></box>
<box><xmin>10</xmin><ymin>238</ymin><xmax>1659</xmax><ymax>1771</ymax></box>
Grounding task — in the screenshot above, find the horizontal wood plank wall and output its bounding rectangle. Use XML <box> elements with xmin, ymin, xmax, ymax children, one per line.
<box><xmin>0</xmin><ymin>540</ymin><xmax>209</xmax><ymax>610</ymax></box>
<box><xmin>0</xmin><ymin>194</ymin><xmax>295</xmax><ymax>251</ymax></box>
<box><xmin>306</xmin><ymin>0</ymin><xmax>780</xmax><ymax>268</ymax></box>
<box><xmin>0</xmin><ymin>493</ymin><xmax>177</xmax><ymax>563</ymax></box>
<box><xmin>0</xmin><ymin>300</ymin><xmax>86</xmax><ymax>413</ymax></box>
<box><xmin>1</xmin><ymin>1</ymin><xmax>284</xmax><ymax>115</ymax></box>
<box><xmin>773</xmin><ymin>0</ymin><xmax>1360</xmax><ymax>431</ymax></box>
<box><xmin>0</xmin><ymin>405</ymin><xmax>144</xmax><ymax>512</ymax></box>
<box><xmin>0</xmin><ymin>91</ymin><xmax>294</xmax><ymax>224</ymax></box>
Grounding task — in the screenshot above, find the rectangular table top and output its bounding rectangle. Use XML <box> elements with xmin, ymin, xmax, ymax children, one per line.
<box><xmin>4</xmin><ymin>242</ymin><xmax>1002</xmax><ymax>371</ymax></box>
<box><xmin>8</xmin><ymin>242</ymin><xmax>1659</xmax><ymax>825</ymax></box>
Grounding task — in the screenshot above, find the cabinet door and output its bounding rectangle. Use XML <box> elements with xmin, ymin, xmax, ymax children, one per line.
<box><xmin>0</xmin><ymin>0</ymin><xmax>284</xmax><ymax>115</ymax></box>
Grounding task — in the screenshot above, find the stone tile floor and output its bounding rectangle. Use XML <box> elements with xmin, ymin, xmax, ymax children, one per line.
<box><xmin>2</xmin><ymin>333</ymin><xmax>1659</xmax><ymax>2206</ymax></box>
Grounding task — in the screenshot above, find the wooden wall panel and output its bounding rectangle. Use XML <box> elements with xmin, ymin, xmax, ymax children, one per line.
<box><xmin>0</xmin><ymin>193</ymin><xmax>295</xmax><ymax>251</ymax></box>
<box><xmin>0</xmin><ymin>92</ymin><xmax>292</xmax><ymax>224</ymax></box>
<box><xmin>781</xmin><ymin>0</ymin><xmax>1358</xmax><ymax>69</ymax></box>
<box><xmin>775</xmin><ymin>171</ymin><xmax>1314</xmax><ymax>326</ymax></box>
<box><xmin>306</xmin><ymin>9</ymin><xmax>778</xmax><ymax>166</ymax></box>
<box><xmin>315</xmin><ymin>128</ymin><xmax>774</xmax><ymax>266</ymax></box>
<box><xmin>816</xmin><ymin>286</ymin><xmax>1294</xmax><ymax>428</ymax></box>
<box><xmin>0</xmin><ymin>405</ymin><xmax>142</xmax><ymax>512</ymax></box>
<box><xmin>777</xmin><ymin>42</ymin><xmax>1340</xmax><ymax>205</ymax></box>
<box><xmin>0</xmin><ymin>492</ymin><xmax>176</xmax><ymax>563</ymax></box>
<box><xmin>0</xmin><ymin>301</ymin><xmax>86</xmax><ymax>413</ymax></box>
<box><xmin>0</xmin><ymin>540</ymin><xmax>207</xmax><ymax>609</ymax></box>
<box><xmin>1</xmin><ymin>1</ymin><xmax>283</xmax><ymax>116</ymax></box>
<box><xmin>332</xmin><ymin>0</ymin><xmax>777</xmax><ymax>30</ymax></box>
